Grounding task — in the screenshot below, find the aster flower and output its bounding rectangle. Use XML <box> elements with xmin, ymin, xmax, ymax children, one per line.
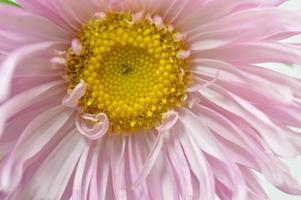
<box><xmin>0</xmin><ymin>0</ymin><xmax>301</xmax><ymax>199</ymax></box>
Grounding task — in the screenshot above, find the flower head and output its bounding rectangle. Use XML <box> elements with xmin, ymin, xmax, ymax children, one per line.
<box><xmin>0</xmin><ymin>0</ymin><xmax>301</xmax><ymax>199</ymax></box>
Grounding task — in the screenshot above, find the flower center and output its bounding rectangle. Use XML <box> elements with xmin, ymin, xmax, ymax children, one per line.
<box><xmin>66</xmin><ymin>12</ymin><xmax>190</xmax><ymax>134</ymax></box>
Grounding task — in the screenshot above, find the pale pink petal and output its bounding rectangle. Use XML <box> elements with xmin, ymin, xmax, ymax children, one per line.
<box><xmin>192</xmin><ymin>42</ymin><xmax>301</xmax><ymax>65</ymax></box>
<box><xmin>239</xmin><ymin>166</ymin><xmax>270</xmax><ymax>200</ymax></box>
<box><xmin>191</xmin><ymin>91</ymin><xmax>301</xmax><ymax>194</ymax></box>
<box><xmin>198</xmin><ymin>85</ymin><xmax>300</xmax><ymax>157</ymax></box>
<box><xmin>16</xmin><ymin>0</ymin><xmax>102</xmax><ymax>32</ymax></box>
<box><xmin>164</xmin><ymin>135</ymin><xmax>193</xmax><ymax>199</ymax></box>
<box><xmin>0</xmin><ymin>106</ymin><xmax>74</xmax><ymax>193</ymax></box>
<box><xmin>143</xmin><ymin>131</ymin><xmax>179</xmax><ymax>200</ymax></box>
<box><xmin>84</xmin><ymin>145</ymin><xmax>100</xmax><ymax>200</ymax></box>
<box><xmin>188</xmin><ymin>9</ymin><xmax>301</xmax><ymax>43</ymax></box>
<box><xmin>0</xmin><ymin>89</ymin><xmax>65</xmax><ymax>160</ymax></box>
<box><xmin>131</xmin><ymin>130</ymin><xmax>166</xmax><ymax>188</ymax></box>
<box><xmin>15</xmin><ymin>0</ymin><xmax>75</xmax><ymax>32</ymax></box>
<box><xmin>127</xmin><ymin>134</ymin><xmax>152</xmax><ymax>199</ymax></box>
<box><xmin>0</xmin><ymin>42</ymin><xmax>68</xmax><ymax>102</ymax></box>
<box><xmin>96</xmin><ymin>137</ymin><xmax>115</xmax><ymax>200</ymax></box>
<box><xmin>19</xmin><ymin>131</ymin><xmax>85</xmax><ymax>200</ymax></box>
<box><xmin>0</xmin><ymin>81</ymin><xmax>66</xmax><ymax>137</ymax></box>
<box><xmin>0</xmin><ymin>5</ymin><xmax>71</xmax><ymax>47</ymax></box>
<box><xmin>109</xmin><ymin>136</ymin><xmax>127</xmax><ymax>200</ymax></box>
<box><xmin>178</xmin><ymin>107</ymin><xmax>225</xmax><ymax>160</ymax></box>
<box><xmin>205</xmin><ymin>155</ymin><xmax>248</xmax><ymax>200</ymax></box>
<box><xmin>0</xmin><ymin>1</ymin><xmax>300</xmax><ymax>199</ymax></box>
<box><xmin>173</xmin><ymin>0</ymin><xmax>264</xmax><ymax>32</ymax></box>
<box><xmin>175</xmin><ymin>122</ymin><xmax>215</xmax><ymax>200</ymax></box>
<box><xmin>72</xmin><ymin>142</ymin><xmax>93</xmax><ymax>200</ymax></box>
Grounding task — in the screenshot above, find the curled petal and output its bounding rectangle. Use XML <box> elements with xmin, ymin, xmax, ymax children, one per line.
<box><xmin>156</xmin><ymin>110</ymin><xmax>179</xmax><ymax>132</ymax></box>
<box><xmin>75</xmin><ymin>113</ymin><xmax>109</xmax><ymax>140</ymax></box>
<box><xmin>62</xmin><ymin>80</ymin><xmax>86</xmax><ymax>108</ymax></box>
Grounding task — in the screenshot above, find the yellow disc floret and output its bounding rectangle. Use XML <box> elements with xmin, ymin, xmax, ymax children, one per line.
<box><xmin>66</xmin><ymin>12</ymin><xmax>190</xmax><ymax>134</ymax></box>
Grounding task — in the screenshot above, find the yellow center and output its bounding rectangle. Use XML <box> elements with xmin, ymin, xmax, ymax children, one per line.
<box><xmin>66</xmin><ymin>12</ymin><xmax>190</xmax><ymax>134</ymax></box>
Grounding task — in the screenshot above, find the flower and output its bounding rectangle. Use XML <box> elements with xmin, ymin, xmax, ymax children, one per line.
<box><xmin>0</xmin><ymin>0</ymin><xmax>301</xmax><ymax>199</ymax></box>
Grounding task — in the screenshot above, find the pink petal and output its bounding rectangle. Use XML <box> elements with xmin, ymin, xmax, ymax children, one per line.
<box><xmin>19</xmin><ymin>131</ymin><xmax>86</xmax><ymax>200</ymax></box>
<box><xmin>193</xmin><ymin>42</ymin><xmax>301</xmax><ymax>65</ymax></box>
<box><xmin>173</xmin><ymin>0</ymin><xmax>264</xmax><ymax>32</ymax></box>
<box><xmin>131</xmin><ymin>130</ymin><xmax>166</xmax><ymax>188</ymax></box>
<box><xmin>16</xmin><ymin>0</ymin><xmax>102</xmax><ymax>33</ymax></box>
<box><xmin>0</xmin><ymin>5</ymin><xmax>71</xmax><ymax>46</ymax></box>
<box><xmin>198</xmin><ymin>85</ymin><xmax>300</xmax><ymax>157</ymax></box>
<box><xmin>0</xmin><ymin>81</ymin><xmax>65</xmax><ymax>137</ymax></box>
<box><xmin>72</xmin><ymin>142</ymin><xmax>93</xmax><ymax>200</ymax></box>
<box><xmin>164</xmin><ymin>135</ymin><xmax>193</xmax><ymax>199</ymax></box>
<box><xmin>0</xmin><ymin>42</ymin><xmax>68</xmax><ymax>102</ymax></box>
<box><xmin>127</xmin><ymin>134</ymin><xmax>152</xmax><ymax>199</ymax></box>
<box><xmin>0</xmin><ymin>90</ymin><xmax>65</xmax><ymax>160</ymax></box>
<box><xmin>109</xmin><ymin>136</ymin><xmax>127</xmax><ymax>200</ymax></box>
<box><xmin>188</xmin><ymin>8</ymin><xmax>301</xmax><ymax>43</ymax></box>
<box><xmin>178</xmin><ymin>107</ymin><xmax>225</xmax><ymax>161</ymax></box>
<box><xmin>176</xmin><ymin>122</ymin><xmax>215</xmax><ymax>200</ymax></box>
<box><xmin>0</xmin><ymin>106</ymin><xmax>74</xmax><ymax>192</ymax></box>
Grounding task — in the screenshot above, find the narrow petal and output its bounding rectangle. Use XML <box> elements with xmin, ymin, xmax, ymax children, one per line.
<box><xmin>188</xmin><ymin>9</ymin><xmax>301</xmax><ymax>43</ymax></box>
<box><xmin>132</xmin><ymin>131</ymin><xmax>166</xmax><ymax>188</ymax></box>
<box><xmin>0</xmin><ymin>81</ymin><xmax>65</xmax><ymax>137</ymax></box>
<box><xmin>109</xmin><ymin>136</ymin><xmax>127</xmax><ymax>200</ymax></box>
<box><xmin>19</xmin><ymin>131</ymin><xmax>85</xmax><ymax>200</ymax></box>
<box><xmin>176</xmin><ymin>122</ymin><xmax>215</xmax><ymax>200</ymax></box>
<box><xmin>178</xmin><ymin>107</ymin><xmax>225</xmax><ymax>160</ymax></box>
<box><xmin>0</xmin><ymin>42</ymin><xmax>68</xmax><ymax>102</ymax></box>
<box><xmin>0</xmin><ymin>4</ymin><xmax>71</xmax><ymax>45</ymax></box>
<box><xmin>192</xmin><ymin>42</ymin><xmax>301</xmax><ymax>65</ymax></box>
<box><xmin>164</xmin><ymin>135</ymin><xmax>193</xmax><ymax>199</ymax></box>
<box><xmin>0</xmin><ymin>106</ymin><xmax>74</xmax><ymax>192</ymax></box>
<box><xmin>72</xmin><ymin>142</ymin><xmax>94</xmax><ymax>200</ymax></box>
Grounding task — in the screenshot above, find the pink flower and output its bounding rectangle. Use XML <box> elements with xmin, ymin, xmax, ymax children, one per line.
<box><xmin>0</xmin><ymin>0</ymin><xmax>301</xmax><ymax>199</ymax></box>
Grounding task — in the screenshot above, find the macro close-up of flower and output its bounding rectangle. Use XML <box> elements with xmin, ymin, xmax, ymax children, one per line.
<box><xmin>0</xmin><ymin>0</ymin><xmax>301</xmax><ymax>199</ymax></box>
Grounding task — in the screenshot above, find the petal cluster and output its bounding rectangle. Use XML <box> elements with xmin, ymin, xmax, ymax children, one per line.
<box><xmin>0</xmin><ymin>0</ymin><xmax>301</xmax><ymax>200</ymax></box>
